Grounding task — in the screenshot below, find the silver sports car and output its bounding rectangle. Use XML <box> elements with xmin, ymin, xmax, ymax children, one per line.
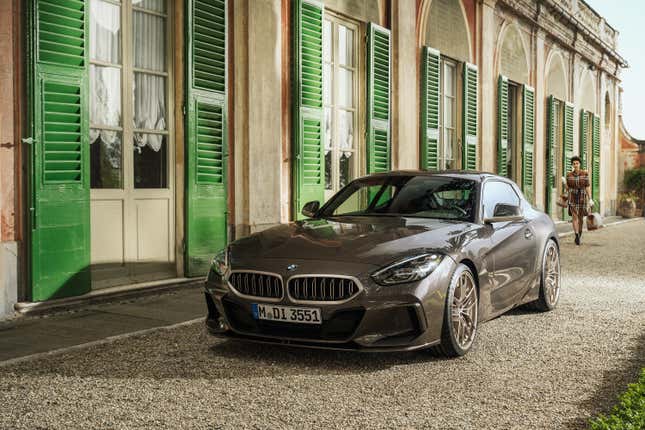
<box><xmin>204</xmin><ymin>171</ymin><xmax>561</xmax><ymax>356</ymax></box>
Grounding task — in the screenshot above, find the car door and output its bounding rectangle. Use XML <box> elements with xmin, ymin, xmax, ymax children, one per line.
<box><xmin>482</xmin><ymin>180</ymin><xmax>535</xmax><ymax>315</ymax></box>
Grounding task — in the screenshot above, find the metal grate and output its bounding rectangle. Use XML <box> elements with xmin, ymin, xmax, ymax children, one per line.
<box><xmin>192</xmin><ymin>0</ymin><xmax>226</xmax><ymax>93</ymax></box>
<box><xmin>228</xmin><ymin>272</ymin><xmax>283</xmax><ymax>299</ymax></box>
<box><xmin>38</xmin><ymin>0</ymin><xmax>86</xmax><ymax>68</ymax></box>
<box><xmin>422</xmin><ymin>47</ymin><xmax>440</xmax><ymax>170</ymax></box>
<box><xmin>288</xmin><ymin>276</ymin><xmax>360</xmax><ymax>302</ymax></box>
<box><xmin>43</xmin><ymin>80</ymin><xmax>83</xmax><ymax>183</ymax></box>
<box><xmin>463</xmin><ymin>64</ymin><xmax>478</xmax><ymax>170</ymax></box>
<box><xmin>196</xmin><ymin>102</ymin><xmax>224</xmax><ymax>184</ymax></box>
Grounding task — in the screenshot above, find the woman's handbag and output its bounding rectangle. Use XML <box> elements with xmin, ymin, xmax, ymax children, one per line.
<box><xmin>586</xmin><ymin>212</ymin><xmax>603</xmax><ymax>231</ymax></box>
<box><xmin>556</xmin><ymin>194</ymin><xmax>568</xmax><ymax>208</ymax></box>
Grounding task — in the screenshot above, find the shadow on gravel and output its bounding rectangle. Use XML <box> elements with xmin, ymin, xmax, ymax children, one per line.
<box><xmin>562</xmin><ymin>329</ymin><xmax>645</xmax><ymax>430</ymax></box>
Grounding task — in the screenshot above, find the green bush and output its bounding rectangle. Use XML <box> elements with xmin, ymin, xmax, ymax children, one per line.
<box><xmin>624</xmin><ymin>167</ymin><xmax>645</xmax><ymax>204</ymax></box>
<box><xmin>589</xmin><ymin>367</ymin><xmax>645</xmax><ymax>430</ymax></box>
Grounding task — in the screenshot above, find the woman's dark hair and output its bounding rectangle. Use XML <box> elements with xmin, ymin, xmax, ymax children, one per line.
<box><xmin>571</xmin><ymin>155</ymin><xmax>581</xmax><ymax>165</ymax></box>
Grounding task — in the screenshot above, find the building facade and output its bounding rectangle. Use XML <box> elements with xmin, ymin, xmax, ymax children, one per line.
<box><xmin>0</xmin><ymin>0</ymin><xmax>626</xmax><ymax>317</ymax></box>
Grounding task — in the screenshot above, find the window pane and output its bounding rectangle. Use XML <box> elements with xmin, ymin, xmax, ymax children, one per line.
<box><xmin>325</xmin><ymin>151</ymin><xmax>332</xmax><ymax>190</ymax></box>
<box><xmin>338</xmin><ymin>69</ymin><xmax>353</xmax><ymax>107</ymax></box>
<box><xmin>132</xmin><ymin>0</ymin><xmax>166</xmax><ymax>13</ymax></box>
<box><xmin>134</xmin><ymin>134</ymin><xmax>167</xmax><ymax>188</ymax></box>
<box><xmin>339</xmin><ymin>151</ymin><xmax>354</xmax><ymax>188</ymax></box>
<box><xmin>443</xmin><ymin>63</ymin><xmax>455</xmax><ymax>97</ymax></box>
<box><xmin>338</xmin><ymin>25</ymin><xmax>354</xmax><ymax>67</ymax></box>
<box><xmin>324</xmin><ymin>107</ymin><xmax>332</xmax><ymax>149</ymax></box>
<box><xmin>133</xmin><ymin>11</ymin><xmax>166</xmax><ymax>72</ymax></box>
<box><xmin>133</xmin><ymin>73</ymin><xmax>167</xmax><ymax>131</ymax></box>
<box><xmin>91</xmin><ymin>65</ymin><xmax>122</xmax><ymax>127</ymax></box>
<box><xmin>443</xmin><ymin>129</ymin><xmax>454</xmax><ymax>170</ymax></box>
<box><xmin>323</xmin><ymin>20</ymin><xmax>332</xmax><ymax>62</ymax></box>
<box><xmin>443</xmin><ymin>97</ymin><xmax>453</xmax><ymax>128</ymax></box>
<box><xmin>338</xmin><ymin>110</ymin><xmax>354</xmax><ymax>150</ymax></box>
<box><xmin>90</xmin><ymin>0</ymin><xmax>121</xmax><ymax>64</ymax></box>
<box><xmin>323</xmin><ymin>63</ymin><xmax>332</xmax><ymax>105</ymax></box>
<box><xmin>91</xmin><ymin>130</ymin><xmax>122</xmax><ymax>188</ymax></box>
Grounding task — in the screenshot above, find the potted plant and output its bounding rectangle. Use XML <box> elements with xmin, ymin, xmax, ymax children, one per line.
<box><xmin>617</xmin><ymin>192</ymin><xmax>639</xmax><ymax>218</ymax></box>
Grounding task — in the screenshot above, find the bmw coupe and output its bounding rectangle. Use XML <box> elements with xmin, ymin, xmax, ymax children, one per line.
<box><xmin>204</xmin><ymin>171</ymin><xmax>561</xmax><ymax>356</ymax></box>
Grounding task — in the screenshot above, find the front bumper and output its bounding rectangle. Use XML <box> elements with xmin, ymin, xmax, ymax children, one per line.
<box><xmin>204</xmin><ymin>257</ymin><xmax>456</xmax><ymax>351</ymax></box>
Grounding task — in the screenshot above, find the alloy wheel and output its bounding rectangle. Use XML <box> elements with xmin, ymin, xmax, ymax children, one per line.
<box><xmin>450</xmin><ymin>271</ymin><xmax>478</xmax><ymax>350</ymax></box>
<box><xmin>543</xmin><ymin>242</ymin><xmax>561</xmax><ymax>306</ymax></box>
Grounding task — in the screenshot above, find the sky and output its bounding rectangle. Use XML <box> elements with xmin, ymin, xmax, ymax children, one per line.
<box><xmin>585</xmin><ymin>0</ymin><xmax>645</xmax><ymax>139</ymax></box>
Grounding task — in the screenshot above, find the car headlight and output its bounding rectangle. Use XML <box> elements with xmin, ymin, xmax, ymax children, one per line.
<box><xmin>211</xmin><ymin>247</ymin><xmax>229</xmax><ymax>277</ymax></box>
<box><xmin>372</xmin><ymin>254</ymin><xmax>444</xmax><ymax>285</ymax></box>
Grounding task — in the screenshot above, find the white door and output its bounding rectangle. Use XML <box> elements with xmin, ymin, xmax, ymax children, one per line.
<box><xmin>89</xmin><ymin>0</ymin><xmax>175</xmax><ymax>288</ymax></box>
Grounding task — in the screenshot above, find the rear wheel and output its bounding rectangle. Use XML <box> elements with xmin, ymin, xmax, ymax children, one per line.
<box><xmin>527</xmin><ymin>239</ymin><xmax>561</xmax><ymax>312</ymax></box>
<box><xmin>433</xmin><ymin>264</ymin><xmax>478</xmax><ymax>357</ymax></box>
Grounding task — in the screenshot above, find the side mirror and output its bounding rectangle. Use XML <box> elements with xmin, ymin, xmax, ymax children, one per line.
<box><xmin>301</xmin><ymin>200</ymin><xmax>320</xmax><ymax>218</ymax></box>
<box><xmin>484</xmin><ymin>203</ymin><xmax>524</xmax><ymax>224</ymax></box>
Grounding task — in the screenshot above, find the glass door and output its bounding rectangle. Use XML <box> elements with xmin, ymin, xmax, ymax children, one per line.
<box><xmin>89</xmin><ymin>0</ymin><xmax>175</xmax><ymax>288</ymax></box>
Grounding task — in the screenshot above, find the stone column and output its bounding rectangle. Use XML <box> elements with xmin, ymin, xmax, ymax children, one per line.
<box><xmin>390</xmin><ymin>0</ymin><xmax>418</xmax><ymax>169</ymax></box>
<box><xmin>533</xmin><ymin>29</ymin><xmax>546</xmax><ymax>210</ymax></box>
<box><xmin>479</xmin><ymin>0</ymin><xmax>497</xmax><ymax>173</ymax></box>
<box><xmin>234</xmin><ymin>0</ymin><xmax>284</xmax><ymax>235</ymax></box>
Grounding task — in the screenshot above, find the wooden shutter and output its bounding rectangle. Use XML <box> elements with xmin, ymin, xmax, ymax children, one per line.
<box><xmin>28</xmin><ymin>0</ymin><xmax>90</xmax><ymax>300</ymax></box>
<box><xmin>592</xmin><ymin>114</ymin><xmax>600</xmax><ymax>203</ymax></box>
<box><xmin>421</xmin><ymin>47</ymin><xmax>440</xmax><ymax>170</ymax></box>
<box><xmin>497</xmin><ymin>75</ymin><xmax>509</xmax><ymax>176</ymax></box>
<box><xmin>579</xmin><ymin>110</ymin><xmax>589</xmax><ymax>169</ymax></box>
<box><xmin>462</xmin><ymin>63</ymin><xmax>478</xmax><ymax>170</ymax></box>
<box><xmin>522</xmin><ymin>85</ymin><xmax>535</xmax><ymax>203</ymax></box>
<box><xmin>563</xmin><ymin>102</ymin><xmax>574</xmax><ymax>220</ymax></box>
<box><xmin>292</xmin><ymin>0</ymin><xmax>325</xmax><ymax>219</ymax></box>
<box><xmin>367</xmin><ymin>23</ymin><xmax>391</xmax><ymax>174</ymax></box>
<box><xmin>546</xmin><ymin>96</ymin><xmax>557</xmax><ymax>215</ymax></box>
<box><xmin>186</xmin><ymin>0</ymin><xmax>228</xmax><ymax>276</ymax></box>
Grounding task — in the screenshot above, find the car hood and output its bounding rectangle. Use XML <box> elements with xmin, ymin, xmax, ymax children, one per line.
<box><xmin>230</xmin><ymin>216</ymin><xmax>479</xmax><ymax>268</ymax></box>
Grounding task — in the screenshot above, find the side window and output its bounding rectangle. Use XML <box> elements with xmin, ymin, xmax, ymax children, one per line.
<box><xmin>482</xmin><ymin>181</ymin><xmax>520</xmax><ymax>219</ymax></box>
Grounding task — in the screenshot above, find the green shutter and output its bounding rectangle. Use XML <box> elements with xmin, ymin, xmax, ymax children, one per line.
<box><xmin>28</xmin><ymin>0</ymin><xmax>90</xmax><ymax>301</ymax></box>
<box><xmin>186</xmin><ymin>0</ymin><xmax>228</xmax><ymax>276</ymax></box>
<box><xmin>292</xmin><ymin>0</ymin><xmax>325</xmax><ymax>219</ymax></box>
<box><xmin>497</xmin><ymin>75</ymin><xmax>509</xmax><ymax>176</ymax></box>
<box><xmin>580</xmin><ymin>110</ymin><xmax>589</xmax><ymax>170</ymax></box>
<box><xmin>421</xmin><ymin>46</ymin><xmax>440</xmax><ymax>170</ymax></box>
<box><xmin>592</xmin><ymin>114</ymin><xmax>600</xmax><ymax>203</ymax></box>
<box><xmin>462</xmin><ymin>63</ymin><xmax>478</xmax><ymax>170</ymax></box>
<box><xmin>522</xmin><ymin>85</ymin><xmax>535</xmax><ymax>203</ymax></box>
<box><xmin>367</xmin><ymin>23</ymin><xmax>391</xmax><ymax>174</ymax></box>
<box><xmin>563</xmin><ymin>102</ymin><xmax>574</xmax><ymax>220</ymax></box>
<box><xmin>546</xmin><ymin>95</ymin><xmax>557</xmax><ymax>215</ymax></box>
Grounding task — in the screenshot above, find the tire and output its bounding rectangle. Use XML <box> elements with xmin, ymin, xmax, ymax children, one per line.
<box><xmin>527</xmin><ymin>239</ymin><xmax>561</xmax><ymax>312</ymax></box>
<box><xmin>432</xmin><ymin>264</ymin><xmax>478</xmax><ymax>358</ymax></box>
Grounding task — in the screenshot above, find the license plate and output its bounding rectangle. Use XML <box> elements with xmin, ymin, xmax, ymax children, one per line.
<box><xmin>251</xmin><ymin>303</ymin><xmax>322</xmax><ymax>325</ymax></box>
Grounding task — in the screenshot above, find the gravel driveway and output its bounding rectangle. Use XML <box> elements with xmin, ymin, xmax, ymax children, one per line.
<box><xmin>2</xmin><ymin>220</ymin><xmax>644</xmax><ymax>430</ymax></box>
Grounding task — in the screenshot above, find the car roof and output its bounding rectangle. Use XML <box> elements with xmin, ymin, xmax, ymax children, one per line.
<box><xmin>359</xmin><ymin>170</ymin><xmax>505</xmax><ymax>183</ymax></box>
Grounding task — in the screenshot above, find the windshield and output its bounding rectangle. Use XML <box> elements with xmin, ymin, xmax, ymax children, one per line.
<box><xmin>319</xmin><ymin>175</ymin><xmax>477</xmax><ymax>221</ymax></box>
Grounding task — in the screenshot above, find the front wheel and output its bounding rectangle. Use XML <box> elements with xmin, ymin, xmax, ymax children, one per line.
<box><xmin>433</xmin><ymin>264</ymin><xmax>478</xmax><ymax>357</ymax></box>
<box><xmin>528</xmin><ymin>239</ymin><xmax>561</xmax><ymax>312</ymax></box>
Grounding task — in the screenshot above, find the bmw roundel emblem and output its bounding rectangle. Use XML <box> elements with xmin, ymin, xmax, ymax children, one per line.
<box><xmin>286</xmin><ymin>264</ymin><xmax>298</xmax><ymax>272</ymax></box>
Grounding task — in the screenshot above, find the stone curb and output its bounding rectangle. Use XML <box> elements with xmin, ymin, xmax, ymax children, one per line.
<box><xmin>557</xmin><ymin>216</ymin><xmax>643</xmax><ymax>238</ymax></box>
<box><xmin>11</xmin><ymin>277</ymin><xmax>204</xmax><ymax>318</ymax></box>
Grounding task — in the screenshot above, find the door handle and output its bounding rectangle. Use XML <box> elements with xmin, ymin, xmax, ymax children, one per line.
<box><xmin>524</xmin><ymin>228</ymin><xmax>533</xmax><ymax>239</ymax></box>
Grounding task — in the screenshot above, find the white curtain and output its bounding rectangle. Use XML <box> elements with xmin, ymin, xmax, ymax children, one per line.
<box><xmin>90</xmin><ymin>0</ymin><xmax>121</xmax><ymax>168</ymax></box>
<box><xmin>133</xmin><ymin>11</ymin><xmax>166</xmax><ymax>152</ymax></box>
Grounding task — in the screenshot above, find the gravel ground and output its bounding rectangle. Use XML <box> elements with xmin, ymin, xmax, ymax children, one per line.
<box><xmin>1</xmin><ymin>220</ymin><xmax>644</xmax><ymax>430</ymax></box>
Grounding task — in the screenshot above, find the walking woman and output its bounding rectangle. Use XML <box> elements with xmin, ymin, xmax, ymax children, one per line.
<box><xmin>566</xmin><ymin>156</ymin><xmax>593</xmax><ymax>245</ymax></box>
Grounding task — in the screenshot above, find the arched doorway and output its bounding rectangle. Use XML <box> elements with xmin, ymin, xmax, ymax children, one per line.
<box><xmin>544</xmin><ymin>50</ymin><xmax>568</xmax><ymax>219</ymax></box>
<box><xmin>496</xmin><ymin>23</ymin><xmax>533</xmax><ymax>201</ymax></box>
<box><xmin>419</xmin><ymin>0</ymin><xmax>473</xmax><ymax>171</ymax></box>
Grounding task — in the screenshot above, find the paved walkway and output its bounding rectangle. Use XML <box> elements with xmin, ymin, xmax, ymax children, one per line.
<box><xmin>0</xmin><ymin>216</ymin><xmax>639</xmax><ymax>365</ymax></box>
